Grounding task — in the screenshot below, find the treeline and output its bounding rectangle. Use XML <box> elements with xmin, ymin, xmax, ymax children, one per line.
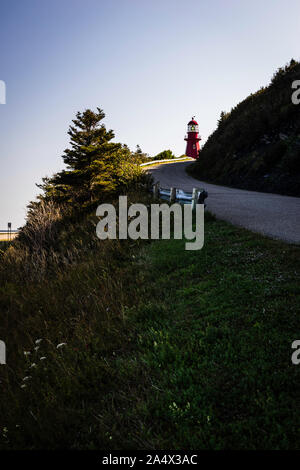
<box><xmin>15</xmin><ymin>108</ymin><xmax>152</xmax><ymax>249</ymax></box>
<box><xmin>32</xmin><ymin>108</ymin><xmax>150</xmax><ymax>209</ymax></box>
<box><xmin>191</xmin><ymin>59</ymin><xmax>300</xmax><ymax>196</ymax></box>
<box><xmin>151</xmin><ymin>149</ymin><xmax>176</xmax><ymax>160</ymax></box>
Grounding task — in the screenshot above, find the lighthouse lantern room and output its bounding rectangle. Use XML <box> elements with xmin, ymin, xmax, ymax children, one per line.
<box><xmin>184</xmin><ymin>117</ymin><xmax>201</xmax><ymax>159</ymax></box>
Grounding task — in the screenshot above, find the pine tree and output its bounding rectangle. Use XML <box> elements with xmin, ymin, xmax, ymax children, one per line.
<box><xmin>52</xmin><ymin>108</ymin><xmax>122</xmax><ymax>199</ymax></box>
<box><xmin>35</xmin><ymin>107</ymin><xmax>147</xmax><ymax>207</ymax></box>
<box><xmin>62</xmin><ymin>108</ymin><xmax>117</xmax><ymax>169</ymax></box>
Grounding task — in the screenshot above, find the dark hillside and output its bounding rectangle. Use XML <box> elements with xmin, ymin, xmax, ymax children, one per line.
<box><xmin>190</xmin><ymin>60</ymin><xmax>300</xmax><ymax>196</ymax></box>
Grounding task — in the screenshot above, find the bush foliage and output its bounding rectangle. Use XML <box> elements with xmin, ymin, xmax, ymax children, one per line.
<box><xmin>191</xmin><ymin>59</ymin><xmax>300</xmax><ymax>196</ymax></box>
<box><xmin>152</xmin><ymin>149</ymin><xmax>176</xmax><ymax>161</ymax></box>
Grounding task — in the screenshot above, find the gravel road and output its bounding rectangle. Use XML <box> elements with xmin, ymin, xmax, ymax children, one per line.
<box><xmin>149</xmin><ymin>161</ymin><xmax>300</xmax><ymax>244</ymax></box>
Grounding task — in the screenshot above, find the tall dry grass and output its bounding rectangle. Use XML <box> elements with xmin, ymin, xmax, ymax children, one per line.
<box><xmin>0</xmin><ymin>200</ymin><xmax>95</xmax><ymax>283</ymax></box>
<box><xmin>0</xmin><ymin>192</ymin><xmax>151</xmax><ymax>449</ymax></box>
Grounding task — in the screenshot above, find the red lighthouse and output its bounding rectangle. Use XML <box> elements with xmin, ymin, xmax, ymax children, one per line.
<box><xmin>184</xmin><ymin>117</ymin><xmax>201</xmax><ymax>159</ymax></box>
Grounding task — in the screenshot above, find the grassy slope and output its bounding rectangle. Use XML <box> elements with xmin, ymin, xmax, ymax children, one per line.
<box><xmin>130</xmin><ymin>215</ymin><xmax>300</xmax><ymax>449</ymax></box>
<box><xmin>0</xmin><ymin>212</ymin><xmax>299</xmax><ymax>449</ymax></box>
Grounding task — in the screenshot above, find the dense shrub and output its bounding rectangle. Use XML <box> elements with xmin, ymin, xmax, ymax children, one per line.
<box><xmin>191</xmin><ymin>60</ymin><xmax>300</xmax><ymax>196</ymax></box>
<box><xmin>152</xmin><ymin>149</ymin><xmax>176</xmax><ymax>161</ymax></box>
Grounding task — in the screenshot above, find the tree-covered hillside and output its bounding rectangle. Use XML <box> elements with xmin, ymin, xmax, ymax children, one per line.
<box><xmin>191</xmin><ymin>60</ymin><xmax>300</xmax><ymax>196</ymax></box>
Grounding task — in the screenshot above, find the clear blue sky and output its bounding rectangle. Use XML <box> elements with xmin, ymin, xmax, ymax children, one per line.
<box><xmin>0</xmin><ymin>0</ymin><xmax>299</xmax><ymax>228</ymax></box>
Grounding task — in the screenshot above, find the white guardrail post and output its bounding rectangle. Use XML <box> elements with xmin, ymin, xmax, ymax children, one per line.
<box><xmin>170</xmin><ymin>188</ymin><xmax>176</xmax><ymax>203</ymax></box>
<box><xmin>191</xmin><ymin>188</ymin><xmax>200</xmax><ymax>210</ymax></box>
<box><xmin>153</xmin><ymin>182</ymin><xmax>160</xmax><ymax>199</ymax></box>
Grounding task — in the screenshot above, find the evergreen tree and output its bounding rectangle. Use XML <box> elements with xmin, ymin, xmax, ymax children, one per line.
<box><xmin>35</xmin><ymin>107</ymin><xmax>148</xmax><ymax>207</ymax></box>
<box><xmin>51</xmin><ymin>108</ymin><xmax>122</xmax><ymax>201</ymax></box>
<box><xmin>135</xmin><ymin>144</ymin><xmax>142</xmax><ymax>154</ymax></box>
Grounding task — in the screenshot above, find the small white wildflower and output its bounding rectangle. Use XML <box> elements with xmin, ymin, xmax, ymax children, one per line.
<box><xmin>40</xmin><ymin>356</ymin><xmax>46</xmax><ymax>361</ymax></box>
<box><xmin>35</xmin><ymin>339</ymin><xmax>43</xmax><ymax>344</ymax></box>
<box><xmin>22</xmin><ymin>376</ymin><xmax>32</xmax><ymax>381</ymax></box>
<box><xmin>56</xmin><ymin>343</ymin><xmax>67</xmax><ymax>349</ymax></box>
<box><xmin>20</xmin><ymin>384</ymin><xmax>26</xmax><ymax>389</ymax></box>
<box><xmin>24</xmin><ymin>351</ymin><xmax>31</xmax><ymax>356</ymax></box>
<box><xmin>34</xmin><ymin>346</ymin><xmax>40</xmax><ymax>351</ymax></box>
<box><xmin>29</xmin><ymin>363</ymin><xmax>37</xmax><ymax>368</ymax></box>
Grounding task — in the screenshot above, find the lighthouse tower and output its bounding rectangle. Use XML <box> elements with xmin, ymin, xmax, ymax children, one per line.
<box><xmin>184</xmin><ymin>117</ymin><xmax>201</xmax><ymax>159</ymax></box>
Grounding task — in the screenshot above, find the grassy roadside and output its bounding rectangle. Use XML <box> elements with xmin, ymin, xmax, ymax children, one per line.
<box><xmin>127</xmin><ymin>214</ymin><xmax>300</xmax><ymax>449</ymax></box>
<box><xmin>0</xmin><ymin>210</ymin><xmax>299</xmax><ymax>449</ymax></box>
<box><xmin>142</xmin><ymin>157</ymin><xmax>193</xmax><ymax>170</ymax></box>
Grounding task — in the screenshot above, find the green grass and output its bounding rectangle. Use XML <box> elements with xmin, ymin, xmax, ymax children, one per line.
<box><xmin>0</xmin><ymin>210</ymin><xmax>299</xmax><ymax>449</ymax></box>
<box><xmin>126</xmin><ymin>215</ymin><xmax>300</xmax><ymax>449</ymax></box>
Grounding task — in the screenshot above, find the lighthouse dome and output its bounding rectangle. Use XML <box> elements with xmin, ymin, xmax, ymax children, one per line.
<box><xmin>187</xmin><ymin>117</ymin><xmax>199</xmax><ymax>133</ymax></box>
